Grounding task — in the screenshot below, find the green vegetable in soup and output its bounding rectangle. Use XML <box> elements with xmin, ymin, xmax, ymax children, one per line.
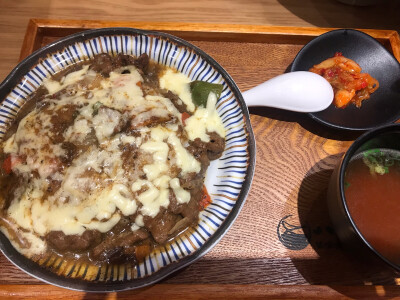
<box><xmin>344</xmin><ymin>181</ymin><xmax>351</xmax><ymax>190</ymax></box>
<box><xmin>190</xmin><ymin>81</ymin><xmax>223</xmax><ymax>107</ymax></box>
<box><xmin>362</xmin><ymin>149</ymin><xmax>400</xmax><ymax>175</ymax></box>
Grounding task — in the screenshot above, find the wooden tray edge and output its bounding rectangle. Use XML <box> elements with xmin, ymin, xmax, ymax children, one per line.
<box><xmin>11</xmin><ymin>19</ymin><xmax>400</xmax><ymax>298</ymax></box>
<box><xmin>20</xmin><ymin>19</ymin><xmax>400</xmax><ymax>62</ymax></box>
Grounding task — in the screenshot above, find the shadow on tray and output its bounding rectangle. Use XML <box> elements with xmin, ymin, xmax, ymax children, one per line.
<box><xmin>276</xmin><ymin>0</ymin><xmax>400</xmax><ymax>30</ymax></box>
<box><xmin>293</xmin><ymin>155</ymin><xmax>399</xmax><ymax>297</ymax></box>
<box><xmin>248</xmin><ymin>106</ymin><xmax>361</xmax><ymax>142</ymax></box>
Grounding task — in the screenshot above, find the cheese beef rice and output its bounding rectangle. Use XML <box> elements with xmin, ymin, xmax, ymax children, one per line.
<box><xmin>0</xmin><ymin>53</ymin><xmax>226</xmax><ymax>266</ymax></box>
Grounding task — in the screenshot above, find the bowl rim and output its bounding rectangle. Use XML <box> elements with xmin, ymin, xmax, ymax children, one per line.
<box><xmin>338</xmin><ymin>123</ymin><xmax>400</xmax><ymax>272</ymax></box>
<box><xmin>0</xmin><ymin>27</ymin><xmax>256</xmax><ymax>292</ymax></box>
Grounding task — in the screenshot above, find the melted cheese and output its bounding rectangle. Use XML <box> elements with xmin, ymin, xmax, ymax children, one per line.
<box><xmin>168</xmin><ymin>134</ymin><xmax>201</xmax><ymax>174</ymax></box>
<box><xmin>140</xmin><ymin>127</ymin><xmax>170</xmax><ymax>182</ymax></box>
<box><xmin>135</xmin><ymin>125</ymin><xmax>200</xmax><ymax>216</ymax></box>
<box><xmin>1</xmin><ymin>59</ymin><xmax>226</xmax><ymax>258</ymax></box>
<box><xmin>137</xmin><ymin>127</ymin><xmax>172</xmax><ymax>216</ymax></box>
<box><xmin>185</xmin><ymin>92</ymin><xmax>226</xmax><ymax>142</ymax></box>
<box><xmin>64</xmin><ymin>118</ymin><xmax>91</xmax><ymax>143</ymax></box>
<box><xmin>8</xmin><ymin>182</ymin><xmax>135</xmax><ymax>238</ymax></box>
<box><xmin>89</xmin><ymin>184</ymin><xmax>137</xmax><ymax>219</ymax></box>
<box><xmin>160</xmin><ymin>69</ymin><xmax>195</xmax><ymax>112</ymax></box>
<box><xmin>132</xmin><ymin>180</ymin><xmax>169</xmax><ymax>218</ymax></box>
<box><xmin>106</xmin><ymin>68</ymin><xmax>144</xmax><ymax>111</ymax></box>
<box><xmin>3</xmin><ymin>134</ymin><xmax>17</xmax><ymax>153</ymax></box>
<box><xmin>0</xmin><ymin>225</ymin><xmax>46</xmax><ymax>257</ymax></box>
<box><xmin>43</xmin><ymin>65</ymin><xmax>90</xmax><ymax>94</ymax></box>
<box><xmin>92</xmin><ymin>108</ymin><xmax>123</xmax><ymax>143</ymax></box>
<box><xmin>135</xmin><ymin>214</ymin><xmax>144</xmax><ymax>227</ymax></box>
<box><xmin>13</xmin><ymin>107</ymin><xmax>66</xmax><ymax>179</ymax></box>
<box><xmin>170</xmin><ymin>178</ymin><xmax>191</xmax><ymax>204</ymax></box>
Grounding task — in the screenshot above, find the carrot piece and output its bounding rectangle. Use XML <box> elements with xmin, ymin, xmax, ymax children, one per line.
<box><xmin>2</xmin><ymin>156</ymin><xmax>12</xmax><ymax>174</ymax></box>
<box><xmin>181</xmin><ymin>112</ymin><xmax>191</xmax><ymax>126</ymax></box>
<box><xmin>199</xmin><ymin>185</ymin><xmax>212</xmax><ymax>210</ymax></box>
<box><xmin>135</xmin><ymin>244</ymin><xmax>151</xmax><ymax>262</ymax></box>
<box><xmin>2</xmin><ymin>155</ymin><xmax>23</xmax><ymax>174</ymax></box>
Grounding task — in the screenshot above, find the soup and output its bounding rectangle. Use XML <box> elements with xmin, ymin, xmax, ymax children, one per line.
<box><xmin>344</xmin><ymin>148</ymin><xmax>400</xmax><ymax>264</ymax></box>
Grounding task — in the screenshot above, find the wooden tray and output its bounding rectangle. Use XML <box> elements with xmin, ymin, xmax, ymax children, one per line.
<box><xmin>2</xmin><ymin>19</ymin><xmax>400</xmax><ymax>299</ymax></box>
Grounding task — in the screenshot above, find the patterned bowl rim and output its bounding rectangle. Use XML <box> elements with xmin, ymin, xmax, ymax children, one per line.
<box><xmin>0</xmin><ymin>27</ymin><xmax>256</xmax><ymax>292</ymax></box>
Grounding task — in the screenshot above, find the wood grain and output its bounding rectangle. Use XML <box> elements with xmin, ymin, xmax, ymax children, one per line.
<box><xmin>2</xmin><ymin>20</ymin><xmax>400</xmax><ymax>298</ymax></box>
<box><xmin>2</xmin><ymin>284</ymin><xmax>400</xmax><ymax>299</ymax></box>
<box><xmin>19</xmin><ymin>20</ymin><xmax>400</xmax><ymax>63</ymax></box>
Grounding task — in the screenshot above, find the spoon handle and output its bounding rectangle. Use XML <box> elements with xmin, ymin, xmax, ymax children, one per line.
<box><xmin>242</xmin><ymin>71</ymin><xmax>334</xmax><ymax>113</ymax></box>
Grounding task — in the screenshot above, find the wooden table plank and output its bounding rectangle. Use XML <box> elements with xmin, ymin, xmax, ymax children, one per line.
<box><xmin>2</xmin><ymin>284</ymin><xmax>400</xmax><ymax>299</ymax></box>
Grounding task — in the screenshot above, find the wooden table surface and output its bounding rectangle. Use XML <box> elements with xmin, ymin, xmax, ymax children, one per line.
<box><xmin>1</xmin><ymin>1</ymin><xmax>400</xmax><ymax>299</ymax></box>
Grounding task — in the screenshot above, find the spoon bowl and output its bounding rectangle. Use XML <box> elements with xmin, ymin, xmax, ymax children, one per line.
<box><xmin>242</xmin><ymin>71</ymin><xmax>334</xmax><ymax>112</ymax></box>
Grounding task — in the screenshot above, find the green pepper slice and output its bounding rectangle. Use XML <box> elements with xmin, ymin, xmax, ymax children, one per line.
<box><xmin>92</xmin><ymin>101</ymin><xmax>103</xmax><ymax>116</ymax></box>
<box><xmin>190</xmin><ymin>81</ymin><xmax>223</xmax><ymax>107</ymax></box>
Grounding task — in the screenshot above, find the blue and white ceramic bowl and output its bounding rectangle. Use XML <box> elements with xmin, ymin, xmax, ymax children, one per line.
<box><xmin>0</xmin><ymin>28</ymin><xmax>256</xmax><ymax>291</ymax></box>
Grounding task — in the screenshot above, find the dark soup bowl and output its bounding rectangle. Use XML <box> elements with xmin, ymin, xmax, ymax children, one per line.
<box><xmin>327</xmin><ymin>123</ymin><xmax>400</xmax><ymax>271</ymax></box>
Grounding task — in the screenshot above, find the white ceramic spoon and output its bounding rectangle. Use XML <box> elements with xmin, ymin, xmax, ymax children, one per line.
<box><xmin>242</xmin><ymin>71</ymin><xmax>334</xmax><ymax>112</ymax></box>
